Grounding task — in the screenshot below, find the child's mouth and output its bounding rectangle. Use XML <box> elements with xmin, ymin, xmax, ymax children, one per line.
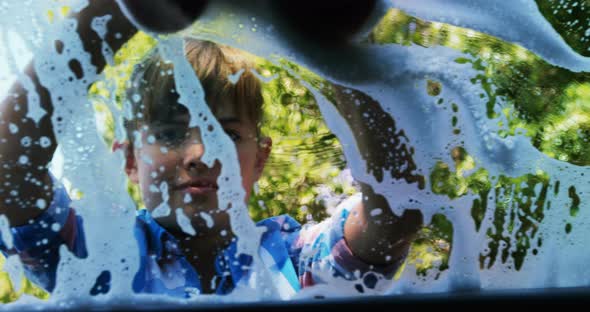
<box><xmin>177</xmin><ymin>179</ymin><xmax>219</xmax><ymax>195</ymax></box>
<box><xmin>183</xmin><ymin>185</ymin><xmax>218</xmax><ymax>195</ymax></box>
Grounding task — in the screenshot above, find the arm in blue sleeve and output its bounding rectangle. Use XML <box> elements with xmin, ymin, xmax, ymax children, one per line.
<box><xmin>0</xmin><ymin>179</ymin><xmax>87</xmax><ymax>292</ymax></box>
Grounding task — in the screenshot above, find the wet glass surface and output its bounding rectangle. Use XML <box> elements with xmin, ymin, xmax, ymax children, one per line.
<box><xmin>0</xmin><ymin>0</ymin><xmax>588</xmax><ymax>307</ymax></box>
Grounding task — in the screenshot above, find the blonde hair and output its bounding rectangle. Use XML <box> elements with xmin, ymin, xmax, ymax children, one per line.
<box><xmin>124</xmin><ymin>38</ymin><xmax>263</xmax><ymax>141</ymax></box>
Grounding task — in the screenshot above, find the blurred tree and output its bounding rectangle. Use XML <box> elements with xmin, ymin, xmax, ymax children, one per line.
<box><xmin>369</xmin><ymin>2</ymin><xmax>589</xmax><ymax>276</ymax></box>
<box><xmin>536</xmin><ymin>0</ymin><xmax>590</xmax><ymax>57</ymax></box>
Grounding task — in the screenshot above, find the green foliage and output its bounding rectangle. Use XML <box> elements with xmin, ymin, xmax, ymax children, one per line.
<box><xmin>368</xmin><ymin>5</ymin><xmax>589</xmax><ymax>274</ymax></box>
<box><xmin>484</xmin><ymin>172</ymin><xmax>550</xmax><ymax>271</ymax></box>
<box><xmin>409</xmin><ymin>214</ymin><xmax>453</xmax><ymax>277</ymax></box>
<box><xmin>249</xmin><ymin>59</ymin><xmax>357</xmax><ymax>223</ymax></box>
<box><xmin>536</xmin><ymin>0</ymin><xmax>590</xmax><ymax>57</ymax></box>
<box><xmin>0</xmin><ymin>256</ymin><xmax>49</xmax><ymax>303</ymax></box>
<box><xmin>370</xmin><ymin>7</ymin><xmax>590</xmax><ymax>166</ymax></box>
<box><xmin>430</xmin><ymin>147</ymin><xmax>487</xmax><ymax>199</ymax></box>
<box><xmin>428</xmin><ymin>146</ymin><xmax>553</xmax><ymax>272</ymax></box>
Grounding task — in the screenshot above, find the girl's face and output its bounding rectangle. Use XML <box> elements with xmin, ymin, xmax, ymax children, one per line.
<box><xmin>125</xmin><ymin>99</ymin><xmax>271</xmax><ymax>237</ymax></box>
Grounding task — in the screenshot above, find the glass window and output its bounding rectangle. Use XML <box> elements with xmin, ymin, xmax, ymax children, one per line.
<box><xmin>0</xmin><ymin>0</ymin><xmax>588</xmax><ymax>307</ymax></box>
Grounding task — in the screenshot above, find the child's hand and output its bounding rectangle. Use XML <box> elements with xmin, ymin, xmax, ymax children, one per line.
<box><xmin>0</xmin><ymin>0</ymin><xmax>137</xmax><ymax>226</ymax></box>
<box><xmin>344</xmin><ymin>183</ymin><xmax>424</xmax><ymax>266</ymax></box>
<box><xmin>326</xmin><ymin>83</ymin><xmax>425</xmax><ymax>267</ymax></box>
<box><xmin>117</xmin><ymin>0</ymin><xmax>380</xmax><ymax>45</ymax></box>
<box><xmin>116</xmin><ymin>0</ymin><xmax>208</xmax><ymax>34</ymax></box>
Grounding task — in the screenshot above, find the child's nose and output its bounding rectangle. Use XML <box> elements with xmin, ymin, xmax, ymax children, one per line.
<box><xmin>182</xmin><ymin>141</ymin><xmax>207</xmax><ymax>173</ymax></box>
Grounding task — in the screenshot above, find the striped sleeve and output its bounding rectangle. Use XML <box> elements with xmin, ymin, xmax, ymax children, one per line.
<box><xmin>292</xmin><ymin>193</ymin><xmax>405</xmax><ymax>292</ymax></box>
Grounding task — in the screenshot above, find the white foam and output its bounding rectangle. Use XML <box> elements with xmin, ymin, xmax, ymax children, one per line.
<box><xmin>175</xmin><ymin>208</ymin><xmax>196</xmax><ymax>236</ymax></box>
<box><xmin>389</xmin><ymin>0</ymin><xmax>590</xmax><ymax>72</ymax></box>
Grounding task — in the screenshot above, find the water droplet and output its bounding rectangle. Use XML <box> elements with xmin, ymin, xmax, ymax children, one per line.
<box><xmin>8</xmin><ymin>123</ymin><xmax>18</xmax><ymax>134</ymax></box>
<box><xmin>18</xmin><ymin>155</ymin><xmax>28</xmax><ymax>165</ymax></box>
<box><xmin>36</xmin><ymin>198</ymin><xmax>46</xmax><ymax>209</ymax></box>
<box><xmin>20</xmin><ymin>136</ymin><xmax>31</xmax><ymax>147</ymax></box>
<box><xmin>370</xmin><ymin>208</ymin><xmax>383</xmax><ymax>217</ymax></box>
<box><xmin>149</xmin><ymin>184</ymin><xmax>159</xmax><ymax>193</ymax></box>
<box><xmin>199</xmin><ymin>212</ymin><xmax>214</xmax><ymax>228</ymax></box>
<box><xmin>51</xmin><ymin>223</ymin><xmax>61</xmax><ymax>232</ymax></box>
<box><xmin>176</xmin><ymin>208</ymin><xmax>196</xmax><ymax>236</ymax></box>
<box><xmin>141</xmin><ymin>154</ymin><xmax>153</xmax><ymax>165</ymax></box>
<box><xmin>39</xmin><ymin>136</ymin><xmax>51</xmax><ymax>148</ymax></box>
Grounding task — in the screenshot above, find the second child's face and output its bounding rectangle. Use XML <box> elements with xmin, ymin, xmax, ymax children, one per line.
<box><xmin>126</xmin><ymin>99</ymin><xmax>271</xmax><ymax>237</ymax></box>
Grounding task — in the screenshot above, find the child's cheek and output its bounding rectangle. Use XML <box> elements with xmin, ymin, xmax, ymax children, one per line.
<box><xmin>153</xmin><ymin>152</ymin><xmax>180</xmax><ymax>179</ymax></box>
<box><xmin>140</xmin><ymin>149</ymin><xmax>176</xmax><ymax>184</ymax></box>
<box><xmin>237</xmin><ymin>147</ymin><xmax>256</xmax><ymax>192</ymax></box>
<box><xmin>140</xmin><ymin>152</ymin><xmax>179</xmax><ymax>208</ymax></box>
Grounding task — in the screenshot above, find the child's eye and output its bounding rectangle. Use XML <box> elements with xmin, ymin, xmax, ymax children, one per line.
<box><xmin>154</xmin><ymin>127</ymin><xmax>188</xmax><ymax>144</ymax></box>
<box><xmin>224</xmin><ymin>129</ymin><xmax>241</xmax><ymax>142</ymax></box>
